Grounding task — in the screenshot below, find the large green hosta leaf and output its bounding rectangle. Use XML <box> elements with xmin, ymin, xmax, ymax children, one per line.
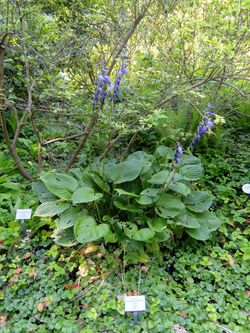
<box><xmin>74</xmin><ymin>216</ymin><xmax>109</xmax><ymax>244</ymax></box>
<box><xmin>147</xmin><ymin>218</ymin><xmax>168</xmax><ymax>232</ymax></box>
<box><xmin>53</xmin><ymin>227</ymin><xmax>76</xmax><ymax>247</ymax></box>
<box><xmin>115</xmin><ymin>188</ymin><xmax>139</xmax><ymax>198</ymax></box>
<box><xmin>72</xmin><ymin>187</ymin><xmax>103</xmax><ymax>204</ymax></box>
<box><xmin>136</xmin><ymin>188</ymin><xmax>160</xmax><ymax>205</ymax></box>
<box><xmin>179</xmin><ymin>164</ymin><xmax>203</xmax><ymax>181</ymax></box>
<box><xmin>186</xmin><ymin>211</ymin><xmax>221</xmax><ymax>240</ymax></box>
<box><xmin>124</xmin><ymin>223</ymin><xmax>155</xmax><ymax>241</ymax></box>
<box><xmin>32</xmin><ymin>180</ymin><xmax>58</xmax><ymax>203</ymax></box>
<box><xmin>185</xmin><ymin>191</ymin><xmax>213</xmax><ymax>212</ymax></box>
<box><xmin>56</xmin><ymin>207</ymin><xmax>88</xmax><ymax>229</ymax></box>
<box><xmin>40</xmin><ymin>173</ymin><xmax>78</xmax><ymax>200</ymax></box>
<box><xmin>126</xmin><ymin>151</ymin><xmax>152</xmax><ymax>174</ymax></box>
<box><xmin>123</xmin><ymin>240</ymin><xmax>149</xmax><ymax>264</ymax></box>
<box><xmin>114</xmin><ymin>200</ymin><xmax>142</xmax><ymax>212</ymax></box>
<box><xmin>180</xmin><ymin>155</ymin><xmax>201</xmax><ymax>166</ymax></box>
<box><xmin>148</xmin><ymin>171</ymin><xmax>170</xmax><ymax>185</ymax></box>
<box><xmin>169</xmin><ymin>182</ymin><xmax>191</xmax><ymax>197</ymax></box>
<box><xmin>107</xmin><ymin>160</ymin><xmax>144</xmax><ymax>184</ymax></box>
<box><xmin>155</xmin><ymin>146</ymin><xmax>174</xmax><ymax>160</ymax></box>
<box><xmin>34</xmin><ymin>201</ymin><xmax>70</xmax><ymax>217</ymax></box>
<box><xmin>156</xmin><ymin>194</ymin><xmax>185</xmax><ymax>218</ymax></box>
<box><xmin>91</xmin><ymin>173</ymin><xmax>110</xmax><ymax>193</ymax></box>
<box><xmin>175</xmin><ymin>210</ymin><xmax>200</xmax><ymax>228</ymax></box>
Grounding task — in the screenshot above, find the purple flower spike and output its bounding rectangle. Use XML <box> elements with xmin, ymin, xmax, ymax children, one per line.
<box><xmin>103</xmin><ymin>75</ymin><xmax>111</xmax><ymax>85</ymax></box>
<box><xmin>189</xmin><ymin>105</ymin><xmax>217</xmax><ymax>150</ymax></box>
<box><xmin>199</xmin><ymin>124</ymin><xmax>207</xmax><ymax>136</ymax></box>
<box><xmin>121</xmin><ymin>68</ymin><xmax>129</xmax><ymax>74</ymax></box>
<box><xmin>100</xmin><ymin>90</ymin><xmax>107</xmax><ymax>105</ymax></box>
<box><xmin>174</xmin><ymin>142</ymin><xmax>183</xmax><ymax>164</ymax></box>
<box><xmin>204</xmin><ymin>117</ymin><xmax>214</xmax><ymax>129</ymax></box>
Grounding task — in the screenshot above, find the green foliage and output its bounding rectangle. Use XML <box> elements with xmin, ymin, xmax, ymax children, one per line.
<box><xmin>0</xmin><ymin>226</ymin><xmax>249</xmax><ymax>333</ymax></box>
<box><xmin>33</xmin><ymin>148</ymin><xmax>222</xmax><ymax>259</ymax></box>
<box><xmin>0</xmin><ymin>151</ymin><xmax>38</xmax><ymax>245</ymax></box>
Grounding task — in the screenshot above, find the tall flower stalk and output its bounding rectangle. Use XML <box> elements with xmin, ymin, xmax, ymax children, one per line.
<box><xmin>113</xmin><ymin>49</ymin><xmax>129</xmax><ymax>103</ymax></box>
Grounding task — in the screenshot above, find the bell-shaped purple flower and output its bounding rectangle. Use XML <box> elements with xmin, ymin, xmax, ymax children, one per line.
<box><xmin>199</xmin><ymin>123</ymin><xmax>207</xmax><ymax>136</ymax></box>
<box><xmin>174</xmin><ymin>142</ymin><xmax>183</xmax><ymax>164</ymax></box>
<box><xmin>204</xmin><ymin>117</ymin><xmax>214</xmax><ymax>129</ymax></box>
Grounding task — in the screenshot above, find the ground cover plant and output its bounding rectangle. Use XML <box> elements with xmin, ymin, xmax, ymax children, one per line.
<box><xmin>0</xmin><ymin>223</ymin><xmax>249</xmax><ymax>333</ymax></box>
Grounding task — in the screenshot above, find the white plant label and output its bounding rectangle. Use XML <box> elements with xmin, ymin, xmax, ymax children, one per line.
<box><xmin>16</xmin><ymin>209</ymin><xmax>32</xmax><ymax>220</ymax></box>
<box><xmin>242</xmin><ymin>184</ymin><xmax>250</xmax><ymax>194</ymax></box>
<box><xmin>124</xmin><ymin>295</ymin><xmax>146</xmax><ymax>312</ymax></box>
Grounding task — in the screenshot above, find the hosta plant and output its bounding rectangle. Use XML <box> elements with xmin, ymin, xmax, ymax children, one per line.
<box><xmin>33</xmin><ymin>147</ymin><xmax>221</xmax><ymax>261</ymax></box>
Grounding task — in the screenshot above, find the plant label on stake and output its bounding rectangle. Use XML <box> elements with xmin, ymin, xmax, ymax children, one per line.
<box><xmin>16</xmin><ymin>209</ymin><xmax>32</xmax><ymax>238</ymax></box>
<box><xmin>124</xmin><ymin>295</ymin><xmax>146</xmax><ymax>323</ymax></box>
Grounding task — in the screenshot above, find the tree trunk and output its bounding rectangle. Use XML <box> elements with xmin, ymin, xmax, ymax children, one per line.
<box><xmin>0</xmin><ymin>41</ymin><xmax>33</xmax><ymax>181</ymax></box>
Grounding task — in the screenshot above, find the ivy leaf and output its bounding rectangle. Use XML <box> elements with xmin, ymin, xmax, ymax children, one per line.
<box><xmin>185</xmin><ymin>191</ymin><xmax>213</xmax><ymax>212</ymax></box>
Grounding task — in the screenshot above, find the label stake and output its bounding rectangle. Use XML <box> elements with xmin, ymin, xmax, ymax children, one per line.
<box><xmin>15</xmin><ymin>209</ymin><xmax>32</xmax><ymax>238</ymax></box>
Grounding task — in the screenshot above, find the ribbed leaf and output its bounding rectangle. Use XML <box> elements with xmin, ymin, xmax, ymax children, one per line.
<box><xmin>114</xmin><ymin>200</ymin><xmax>142</xmax><ymax>212</ymax></box>
<box><xmin>74</xmin><ymin>216</ymin><xmax>109</xmax><ymax>244</ymax></box>
<box><xmin>148</xmin><ymin>171</ymin><xmax>170</xmax><ymax>185</ymax></box>
<box><xmin>156</xmin><ymin>194</ymin><xmax>185</xmax><ymax>218</ymax></box>
<box><xmin>176</xmin><ymin>210</ymin><xmax>200</xmax><ymax>228</ymax></box>
<box><xmin>186</xmin><ymin>211</ymin><xmax>221</xmax><ymax>240</ymax></box>
<box><xmin>185</xmin><ymin>191</ymin><xmax>213</xmax><ymax>212</ymax></box>
<box><xmin>72</xmin><ymin>187</ymin><xmax>103</xmax><ymax>204</ymax></box>
<box><xmin>107</xmin><ymin>160</ymin><xmax>146</xmax><ymax>184</ymax></box>
<box><xmin>124</xmin><ymin>223</ymin><xmax>155</xmax><ymax>241</ymax></box>
<box><xmin>179</xmin><ymin>164</ymin><xmax>203</xmax><ymax>181</ymax></box>
<box><xmin>34</xmin><ymin>201</ymin><xmax>70</xmax><ymax>217</ymax></box>
<box><xmin>53</xmin><ymin>227</ymin><xmax>76</xmax><ymax>247</ymax></box>
<box><xmin>56</xmin><ymin>207</ymin><xmax>88</xmax><ymax>229</ymax></box>
<box><xmin>41</xmin><ymin>173</ymin><xmax>78</xmax><ymax>200</ymax></box>
<box><xmin>169</xmin><ymin>182</ymin><xmax>191</xmax><ymax>197</ymax></box>
<box><xmin>32</xmin><ymin>180</ymin><xmax>57</xmax><ymax>203</ymax></box>
<box><xmin>147</xmin><ymin>218</ymin><xmax>167</xmax><ymax>232</ymax></box>
<box><xmin>137</xmin><ymin>188</ymin><xmax>160</xmax><ymax>205</ymax></box>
